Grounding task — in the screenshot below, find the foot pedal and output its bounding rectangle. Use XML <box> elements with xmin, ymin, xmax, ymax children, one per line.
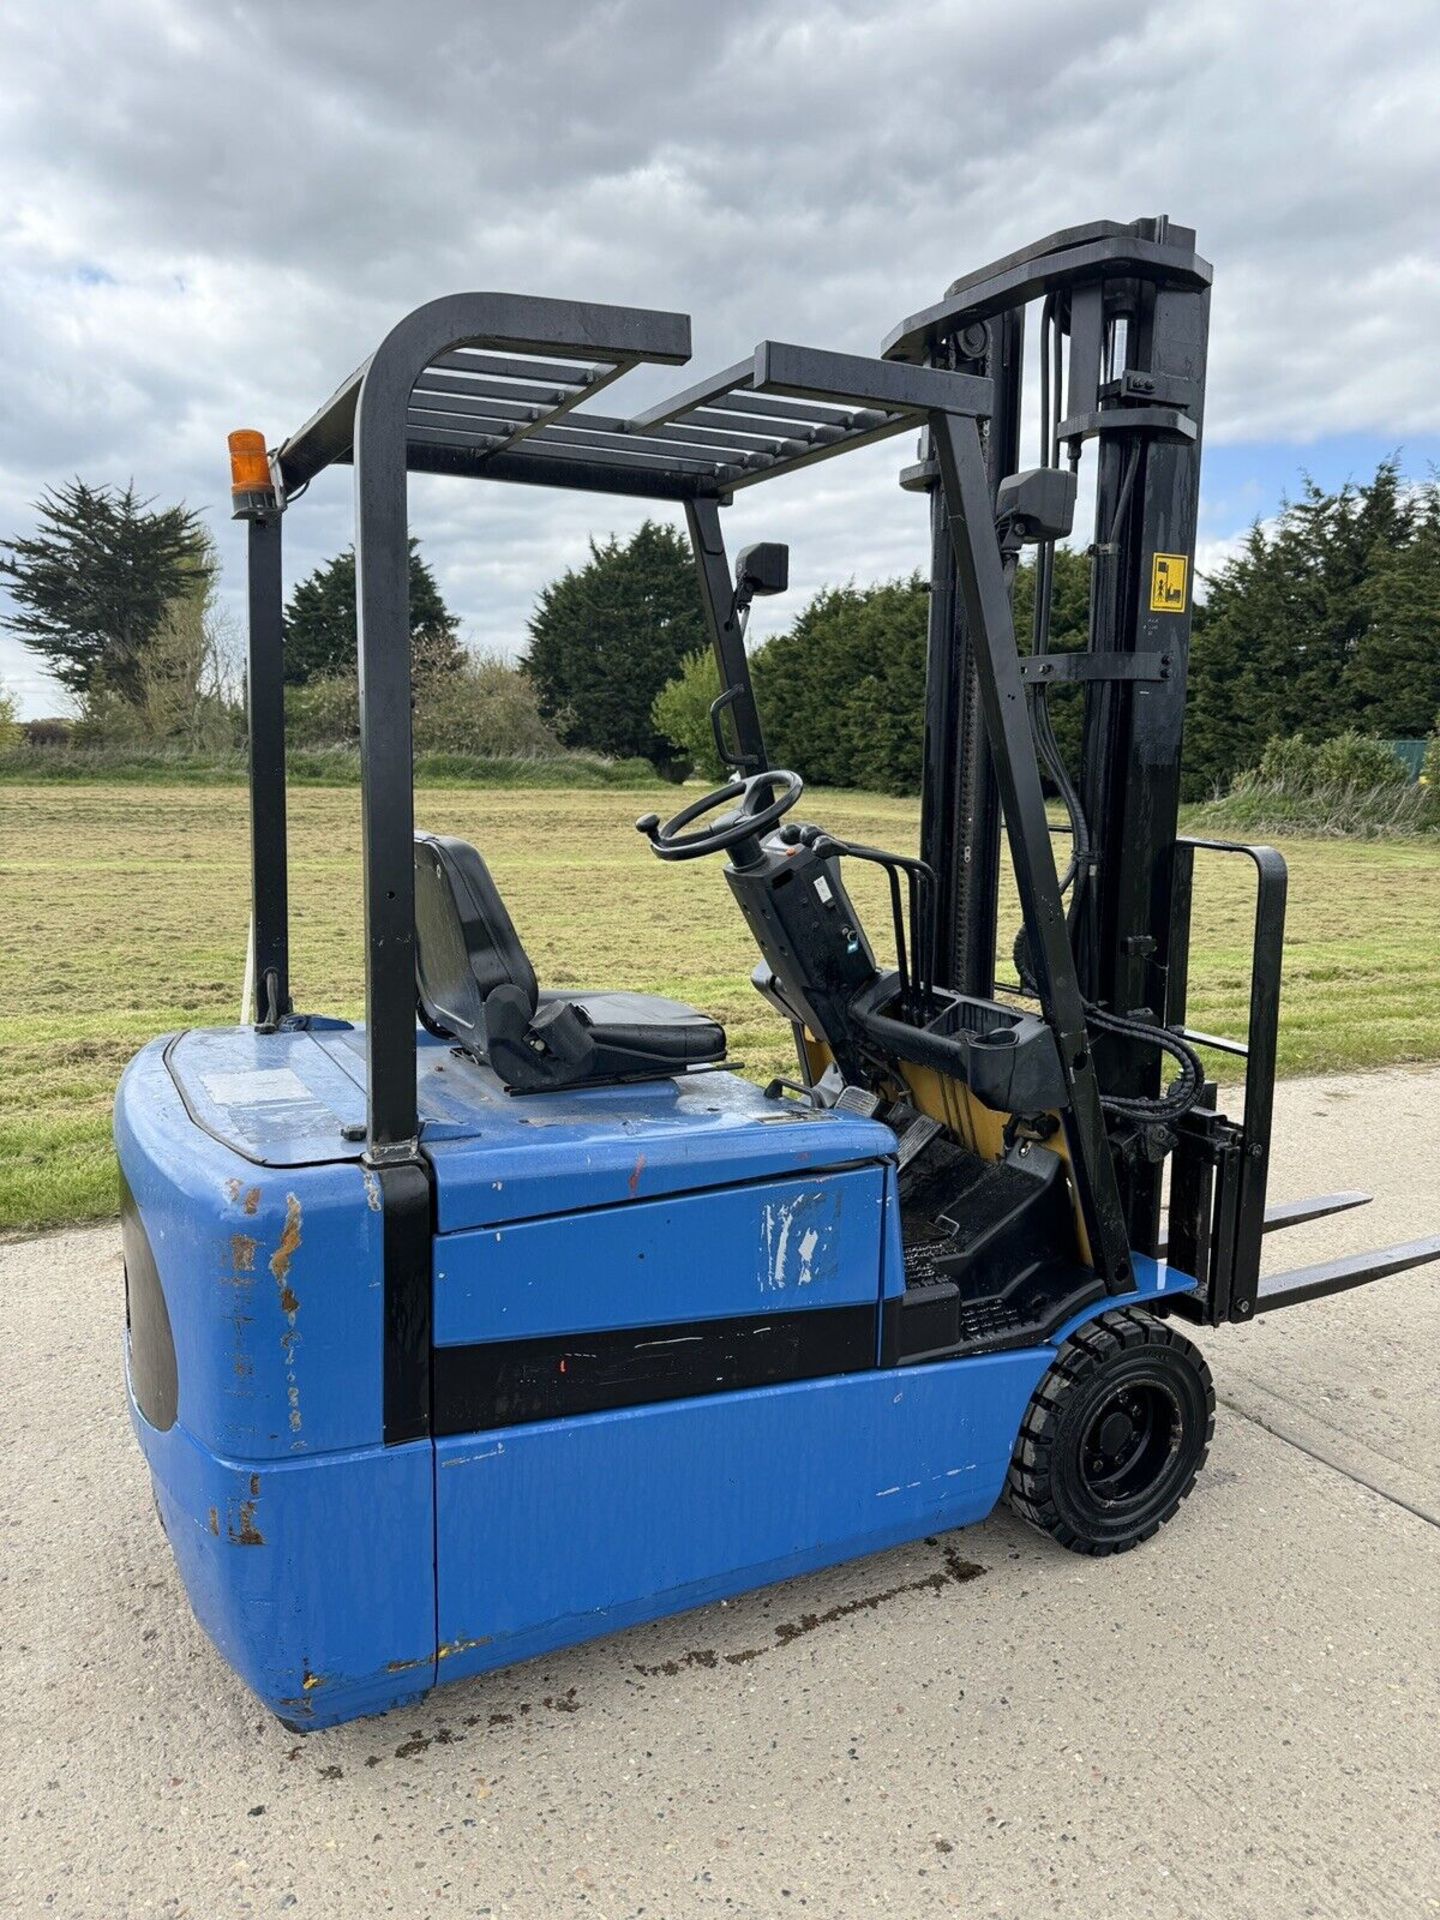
<box><xmin>895</xmin><ymin>1113</ymin><xmax>942</xmax><ymax>1170</ymax></box>
<box><xmin>834</xmin><ymin>1084</ymin><xmax>882</xmax><ymax>1118</ymax></box>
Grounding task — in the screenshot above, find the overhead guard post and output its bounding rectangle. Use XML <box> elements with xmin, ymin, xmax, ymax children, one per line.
<box><xmin>685</xmin><ymin>498</ymin><xmax>768</xmax><ymax>775</ymax></box>
<box><xmin>235</xmin><ymin>459</ymin><xmax>289</xmax><ymax>1028</ymax></box>
<box><xmin>349</xmin><ymin>294</ymin><xmax>694</xmax><ymax>1444</ymax></box>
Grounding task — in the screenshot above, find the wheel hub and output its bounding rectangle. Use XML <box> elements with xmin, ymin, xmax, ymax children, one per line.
<box><xmin>1081</xmin><ymin>1379</ymin><xmax>1182</xmax><ymax>1505</ymax></box>
<box><xmin>1095</xmin><ymin>1406</ymin><xmax>1137</xmax><ymax>1461</ymax></box>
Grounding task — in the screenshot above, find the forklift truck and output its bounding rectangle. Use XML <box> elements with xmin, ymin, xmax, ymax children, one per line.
<box><xmin>116</xmin><ymin>219</ymin><xmax>1440</xmax><ymax>1728</ymax></box>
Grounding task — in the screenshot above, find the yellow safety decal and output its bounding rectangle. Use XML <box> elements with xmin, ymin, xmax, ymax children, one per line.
<box><xmin>1150</xmin><ymin>552</ymin><xmax>1188</xmax><ymax>613</ymax></box>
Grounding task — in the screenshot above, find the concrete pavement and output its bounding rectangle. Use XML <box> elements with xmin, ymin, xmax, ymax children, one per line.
<box><xmin>2</xmin><ymin>1067</ymin><xmax>1437</xmax><ymax>1920</ymax></box>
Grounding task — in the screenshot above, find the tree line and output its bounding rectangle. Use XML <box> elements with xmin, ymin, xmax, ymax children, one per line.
<box><xmin>0</xmin><ymin>481</ymin><xmax>564</xmax><ymax>762</ymax></box>
<box><xmin>1185</xmin><ymin>461</ymin><xmax>1439</xmax><ymax>791</ymax></box>
<box><xmin>527</xmin><ymin>461</ymin><xmax>1440</xmax><ymax>799</ymax></box>
<box><xmin>3</xmin><ymin>460</ymin><xmax>1436</xmax><ymax>797</ymax></box>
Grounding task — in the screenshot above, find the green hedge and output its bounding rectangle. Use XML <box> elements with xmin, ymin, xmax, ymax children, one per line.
<box><xmin>1191</xmin><ymin>729</ymin><xmax>1438</xmax><ymax>839</ymax></box>
<box><xmin>0</xmin><ymin>744</ymin><xmax>657</xmax><ymax>788</ymax></box>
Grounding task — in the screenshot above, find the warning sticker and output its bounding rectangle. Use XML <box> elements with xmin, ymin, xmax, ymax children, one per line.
<box><xmin>1150</xmin><ymin>553</ymin><xmax>1188</xmax><ymax>613</ymax></box>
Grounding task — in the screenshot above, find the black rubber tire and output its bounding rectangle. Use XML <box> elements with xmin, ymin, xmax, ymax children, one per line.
<box><xmin>1005</xmin><ymin>1307</ymin><xmax>1215</xmax><ymax>1556</ymax></box>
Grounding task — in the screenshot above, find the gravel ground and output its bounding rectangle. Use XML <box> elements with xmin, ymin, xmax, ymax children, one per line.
<box><xmin>2</xmin><ymin>1066</ymin><xmax>1437</xmax><ymax>1920</ymax></box>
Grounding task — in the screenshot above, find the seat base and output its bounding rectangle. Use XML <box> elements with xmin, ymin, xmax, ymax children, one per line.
<box><xmin>487</xmin><ymin>987</ymin><xmax>725</xmax><ymax>1093</ymax></box>
<box><xmin>538</xmin><ymin>990</ymin><xmax>725</xmax><ymax>1061</ymax></box>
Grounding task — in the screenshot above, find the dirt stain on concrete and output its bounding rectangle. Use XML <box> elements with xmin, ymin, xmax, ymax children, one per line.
<box><xmin>629</xmin><ymin>1648</ymin><xmax>720</xmax><ymax>1679</ymax></box>
<box><xmin>394</xmin><ymin>1726</ymin><xmax>459</xmax><ymax>1759</ymax></box>
<box><xmin>362</xmin><ymin>1692</ymin><xmax>583</xmax><ymax>1770</ymax></box>
<box><xmin>635</xmin><ymin>1542</ymin><xmax>986</xmax><ymax>1675</ymax></box>
<box><xmin>352</xmin><ymin>1548</ymin><xmax>985</xmax><ymax>1771</ymax></box>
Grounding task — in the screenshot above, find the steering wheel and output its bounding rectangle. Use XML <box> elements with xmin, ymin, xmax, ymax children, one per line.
<box><xmin>636</xmin><ymin>769</ymin><xmax>804</xmax><ymax>862</ymax></box>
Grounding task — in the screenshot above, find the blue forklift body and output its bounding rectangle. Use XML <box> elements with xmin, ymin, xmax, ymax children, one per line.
<box><xmin>116</xmin><ymin>235</ymin><xmax>1438</xmax><ymax>1728</ymax></box>
<box><xmin>117</xmin><ymin>1024</ymin><xmax>1193</xmax><ymax>1728</ymax></box>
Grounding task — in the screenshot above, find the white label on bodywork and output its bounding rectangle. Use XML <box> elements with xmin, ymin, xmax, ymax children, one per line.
<box><xmin>814</xmin><ymin>874</ymin><xmax>834</xmax><ymax>904</ymax></box>
<box><xmin>202</xmin><ymin>1068</ymin><xmax>312</xmax><ymax>1106</ymax></box>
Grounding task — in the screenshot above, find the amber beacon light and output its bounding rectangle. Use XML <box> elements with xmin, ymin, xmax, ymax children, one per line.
<box><xmin>228</xmin><ymin>429</ymin><xmax>277</xmax><ymax>519</ymax></box>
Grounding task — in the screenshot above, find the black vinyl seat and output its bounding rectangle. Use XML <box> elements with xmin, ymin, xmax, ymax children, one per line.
<box><xmin>413</xmin><ymin>832</ymin><xmax>726</xmax><ymax>1092</ymax></box>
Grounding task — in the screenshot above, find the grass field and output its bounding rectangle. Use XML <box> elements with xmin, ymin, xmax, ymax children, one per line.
<box><xmin>4</xmin><ymin>780</ymin><xmax>1439</xmax><ymax>1234</ymax></box>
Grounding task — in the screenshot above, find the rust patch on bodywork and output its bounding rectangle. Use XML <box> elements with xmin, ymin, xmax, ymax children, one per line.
<box><xmin>628</xmin><ymin>1152</ymin><xmax>647</xmax><ymax>1196</ymax></box>
<box><xmin>269</xmin><ymin>1194</ymin><xmax>302</xmax><ymax>1315</ymax></box>
<box><xmin>231</xmin><ymin>1501</ymin><xmax>264</xmax><ymax>1547</ymax></box>
<box><xmin>230</xmin><ymin>1234</ymin><xmax>258</xmax><ymax>1275</ymax></box>
<box><xmin>438</xmin><ymin>1634</ymin><xmax>491</xmax><ymax>1661</ymax></box>
<box><xmin>386</xmin><ymin>1633</ymin><xmax>491</xmax><ymax>1676</ymax></box>
<box><xmin>226</xmin><ymin>1178</ymin><xmax>263</xmax><ymax>1217</ymax></box>
<box><xmin>267</xmin><ymin>1197</ymin><xmax>304</xmax><ymax>1433</ymax></box>
<box><xmin>208</xmin><ymin>1507</ymin><xmax>219</xmax><ymax>1535</ymax></box>
<box><xmin>229</xmin><ymin>1472</ymin><xmax>265</xmax><ymax>1546</ymax></box>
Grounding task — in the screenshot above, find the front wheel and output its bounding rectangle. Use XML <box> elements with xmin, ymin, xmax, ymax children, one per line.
<box><xmin>1006</xmin><ymin>1308</ymin><xmax>1215</xmax><ymax>1555</ymax></box>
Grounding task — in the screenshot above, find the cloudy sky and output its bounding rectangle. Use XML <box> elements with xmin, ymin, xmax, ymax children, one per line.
<box><xmin>2</xmin><ymin>0</ymin><xmax>1437</xmax><ymax>714</ymax></box>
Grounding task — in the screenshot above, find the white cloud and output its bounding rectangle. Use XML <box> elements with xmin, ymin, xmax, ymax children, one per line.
<box><xmin>1</xmin><ymin>0</ymin><xmax>1437</xmax><ymax>710</ymax></box>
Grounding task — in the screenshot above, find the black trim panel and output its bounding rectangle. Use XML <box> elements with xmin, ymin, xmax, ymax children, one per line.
<box><xmin>120</xmin><ymin>1171</ymin><xmax>179</xmax><ymax>1432</ymax></box>
<box><xmin>380</xmin><ymin>1158</ymin><xmax>436</xmax><ymax>1445</ymax></box>
<box><xmin>433</xmin><ymin>1303</ymin><xmax>877</xmax><ymax>1435</ymax></box>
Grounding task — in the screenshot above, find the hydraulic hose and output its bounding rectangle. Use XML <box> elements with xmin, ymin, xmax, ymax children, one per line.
<box><xmin>1081</xmin><ymin>1002</ymin><xmax>1206</xmax><ymax>1122</ymax></box>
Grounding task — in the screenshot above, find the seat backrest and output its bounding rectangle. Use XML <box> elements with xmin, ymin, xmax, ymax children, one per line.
<box><xmin>414</xmin><ymin>832</ymin><xmax>538</xmax><ymax>1053</ymax></box>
